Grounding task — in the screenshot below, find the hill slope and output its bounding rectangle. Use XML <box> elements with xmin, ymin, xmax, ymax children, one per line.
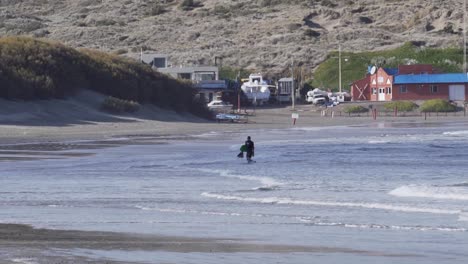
<box><xmin>0</xmin><ymin>0</ymin><xmax>464</xmax><ymax>75</ymax></box>
<box><xmin>0</xmin><ymin>37</ymin><xmax>209</xmax><ymax>117</ymax></box>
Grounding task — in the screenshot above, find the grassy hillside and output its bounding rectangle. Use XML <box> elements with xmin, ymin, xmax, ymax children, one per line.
<box><xmin>0</xmin><ymin>37</ymin><xmax>208</xmax><ymax>116</ymax></box>
<box><xmin>312</xmin><ymin>43</ymin><xmax>464</xmax><ymax>91</ymax></box>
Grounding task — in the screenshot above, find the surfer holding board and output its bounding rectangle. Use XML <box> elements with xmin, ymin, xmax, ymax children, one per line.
<box><xmin>238</xmin><ymin>136</ymin><xmax>255</xmax><ymax>163</ymax></box>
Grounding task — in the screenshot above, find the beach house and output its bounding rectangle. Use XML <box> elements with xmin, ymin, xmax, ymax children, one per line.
<box><xmin>350</xmin><ymin>64</ymin><xmax>468</xmax><ymax>102</ymax></box>
<box><xmin>140</xmin><ymin>53</ymin><xmax>228</xmax><ymax>103</ymax></box>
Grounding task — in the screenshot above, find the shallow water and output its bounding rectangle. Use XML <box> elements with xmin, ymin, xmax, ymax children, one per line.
<box><xmin>1</xmin><ymin>122</ymin><xmax>468</xmax><ymax>263</ymax></box>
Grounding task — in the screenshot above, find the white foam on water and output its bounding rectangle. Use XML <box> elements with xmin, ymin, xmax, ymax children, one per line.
<box><xmin>135</xmin><ymin>206</ymin><xmax>246</xmax><ymax>217</ymax></box>
<box><xmin>442</xmin><ymin>130</ymin><xmax>468</xmax><ymax>136</ymax></box>
<box><xmin>296</xmin><ymin>218</ymin><xmax>467</xmax><ymax>232</ymax></box>
<box><xmin>11</xmin><ymin>259</ymin><xmax>38</xmax><ymax>264</ymax></box>
<box><xmin>367</xmin><ymin>140</ymin><xmax>391</xmax><ymax>144</ymax></box>
<box><xmin>198</xmin><ymin>168</ymin><xmax>284</xmax><ymax>189</ymax></box>
<box><xmin>389</xmin><ymin>185</ymin><xmax>468</xmax><ymax>201</ymax></box>
<box><xmin>201</xmin><ymin>192</ymin><xmax>461</xmax><ymax>215</ymax></box>
<box><xmin>193</xmin><ymin>131</ymin><xmax>220</xmax><ymax>138</ymax></box>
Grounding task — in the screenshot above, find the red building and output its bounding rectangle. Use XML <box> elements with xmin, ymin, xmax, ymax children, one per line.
<box><xmin>350</xmin><ymin>64</ymin><xmax>468</xmax><ymax>101</ymax></box>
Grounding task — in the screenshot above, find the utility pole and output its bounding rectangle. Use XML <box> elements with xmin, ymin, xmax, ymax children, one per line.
<box><xmin>237</xmin><ymin>70</ymin><xmax>241</xmax><ymax>113</ymax></box>
<box><xmin>339</xmin><ymin>44</ymin><xmax>342</xmax><ymax>93</ymax></box>
<box><xmin>291</xmin><ymin>59</ymin><xmax>295</xmax><ymax>110</ymax></box>
<box><xmin>464</xmin><ymin>0</ymin><xmax>467</xmax><ymax>73</ymax></box>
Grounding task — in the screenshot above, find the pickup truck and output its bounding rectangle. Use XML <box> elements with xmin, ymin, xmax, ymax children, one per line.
<box><xmin>306</xmin><ymin>94</ymin><xmax>327</xmax><ymax>105</ymax></box>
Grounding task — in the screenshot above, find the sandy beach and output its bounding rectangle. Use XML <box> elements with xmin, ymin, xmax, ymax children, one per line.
<box><xmin>2</xmin><ymin>91</ymin><xmax>468</xmax><ymax>145</ymax></box>
<box><xmin>1</xmin><ymin>96</ymin><xmax>467</xmax><ymax>263</ymax></box>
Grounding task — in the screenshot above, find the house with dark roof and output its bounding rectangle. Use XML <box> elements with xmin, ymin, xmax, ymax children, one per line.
<box><xmin>139</xmin><ymin>53</ymin><xmax>227</xmax><ymax>103</ymax></box>
<box><xmin>350</xmin><ymin>64</ymin><xmax>468</xmax><ymax>102</ymax></box>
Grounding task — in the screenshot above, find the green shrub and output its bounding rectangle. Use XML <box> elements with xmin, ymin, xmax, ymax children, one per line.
<box><xmin>180</xmin><ymin>0</ymin><xmax>196</xmax><ymax>10</ymax></box>
<box><xmin>0</xmin><ymin>36</ymin><xmax>206</xmax><ymax>117</ymax></box>
<box><xmin>101</xmin><ymin>96</ymin><xmax>140</xmax><ymax>113</ymax></box>
<box><xmin>146</xmin><ymin>4</ymin><xmax>166</xmax><ymax>16</ymax></box>
<box><xmin>344</xmin><ymin>105</ymin><xmax>368</xmax><ymax>114</ymax></box>
<box><xmin>420</xmin><ymin>99</ymin><xmax>458</xmax><ymax>112</ymax></box>
<box><xmin>260</xmin><ymin>0</ymin><xmax>282</xmax><ymax>7</ymax></box>
<box><xmin>383</xmin><ymin>101</ymin><xmax>418</xmax><ymax>112</ymax></box>
<box><xmin>114</xmin><ymin>49</ymin><xmax>128</xmax><ymax>55</ymax></box>
<box><xmin>213</xmin><ymin>5</ymin><xmax>230</xmax><ymax>16</ymax></box>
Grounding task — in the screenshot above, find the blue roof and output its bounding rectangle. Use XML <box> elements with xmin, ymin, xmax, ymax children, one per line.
<box><xmin>383</xmin><ymin>68</ymin><xmax>398</xmax><ymax>75</ymax></box>
<box><xmin>394</xmin><ymin>73</ymin><xmax>468</xmax><ymax>84</ymax></box>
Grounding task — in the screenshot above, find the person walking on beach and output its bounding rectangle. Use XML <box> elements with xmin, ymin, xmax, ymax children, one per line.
<box><xmin>245</xmin><ymin>136</ymin><xmax>255</xmax><ymax>162</ymax></box>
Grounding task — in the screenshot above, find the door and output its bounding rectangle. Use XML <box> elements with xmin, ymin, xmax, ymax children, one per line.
<box><xmin>378</xmin><ymin>88</ymin><xmax>386</xmax><ymax>101</ymax></box>
<box><xmin>449</xmin><ymin>85</ymin><xmax>465</xmax><ymax>101</ymax></box>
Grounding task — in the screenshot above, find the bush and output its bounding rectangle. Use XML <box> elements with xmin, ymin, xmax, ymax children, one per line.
<box><xmin>420</xmin><ymin>99</ymin><xmax>458</xmax><ymax>112</ymax></box>
<box><xmin>383</xmin><ymin>101</ymin><xmax>418</xmax><ymax>112</ymax></box>
<box><xmin>101</xmin><ymin>96</ymin><xmax>140</xmax><ymax>113</ymax></box>
<box><xmin>344</xmin><ymin>105</ymin><xmax>368</xmax><ymax>114</ymax></box>
<box><xmin>260</xmin><ymin>0</ymin><xmax>282</xmax><ymax>7</ymax></box>
<box><xmin>180</xmin><ymin>0</ymin><xmax>196</xmax><ymax>10</ymax></box>
<box><xmin>146</xmin><ymin>4</ymin><xmax>166</xmax><ymax>16</ymax></box>
<box><xmin>0</xmin><ymin>37</ymin><xmax>206</xmax><ymax>117</ymax></box>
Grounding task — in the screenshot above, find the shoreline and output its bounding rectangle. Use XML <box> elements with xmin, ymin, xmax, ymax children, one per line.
<box><xmin>2</xmin><ymin>105</ymin><xmax>468</xmax><ymax>163</ymax></box>
<box><xmin>2</xmin><ymin>104</ymin><xmax>468</xmax><ymax>145</ymax></box>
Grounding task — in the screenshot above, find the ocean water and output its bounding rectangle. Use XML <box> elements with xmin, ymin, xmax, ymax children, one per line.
<box><xmin>1</xmin><ymin>122</ymin><xmax>468</xmax><ymax>263</ymax></box>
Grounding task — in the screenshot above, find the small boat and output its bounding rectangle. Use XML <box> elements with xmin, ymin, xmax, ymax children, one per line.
<box><xmin>241</xmin><ymin>74</ymin><xmax>271</xmax><ymax>105</ymax></box>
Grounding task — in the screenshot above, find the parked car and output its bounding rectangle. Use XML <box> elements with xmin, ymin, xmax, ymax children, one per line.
<box><xmin>207</xmin><ymin>100</ymin><xmax>233</xmax><ymax>111</ymax></box>
<box><xmin>306</xmin><ymin>94</ymin><xmax>327</xmax><ymax>105</ymax></box>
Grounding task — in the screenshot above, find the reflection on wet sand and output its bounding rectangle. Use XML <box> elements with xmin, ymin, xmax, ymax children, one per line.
<box><xmin>0</xmin><ymin>224</ymin><xmax>419</xmax><ymax>258</ymax></box>
<box><xmin>0</xmin><ymin>136</ymin><xmax>171</xmax><ymax>162</ymax></box>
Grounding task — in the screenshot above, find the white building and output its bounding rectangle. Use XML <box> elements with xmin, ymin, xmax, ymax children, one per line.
<box><xmin>140</xmin><ymin>53</ymin><xmax>227</xmax><ymax>103</ymax></box>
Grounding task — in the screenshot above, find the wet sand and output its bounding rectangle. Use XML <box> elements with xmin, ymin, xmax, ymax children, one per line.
<box><xmin>2</xmin><ymin>104</ymin><xmax>467</xmax><ymax>145</ymax></box>
<box><xmin>0</xmin><ymin>224</ymin><xmax>418</xmax><ymax>263</ymax></box>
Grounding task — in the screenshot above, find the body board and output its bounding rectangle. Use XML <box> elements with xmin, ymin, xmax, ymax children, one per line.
<box><xmin>240</xmin><ymin>145</ymin><xmax>247</xmax><ymax>152</ymax></box>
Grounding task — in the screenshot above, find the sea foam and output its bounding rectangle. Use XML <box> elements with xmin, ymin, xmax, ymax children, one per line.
<box><xmin>296</xmin><ymin>218</ymin><xmax>467</xmax><ymax>232</ymax></box>
<box><xmin>389</xmin><ymin>185</ymin><xmax>468</xmax><ymax>201</ymax></box>
<box><xmin>198</xmin><ymin>168</ymin><xmax>283</xmax><ymax>189</ymax></box>
<box><xmin>201</xmin><ymin>192</ymin><xmax>460</xmax><ymax>215</ymax></box>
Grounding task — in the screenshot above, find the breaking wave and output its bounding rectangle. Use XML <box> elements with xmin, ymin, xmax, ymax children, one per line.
<box><xmin>389</xmin><ymin>185</ymin><xmax>468</xmax><ymax>201</ymax></box>
<box><xmin>201</xmin><ymin>193</ymin><xmax>460</xmax><ymax>215</ymax></box>
<box><xmin>197</xmin><ymin>168</ymin><xmax>283</xmax><ymax>190</ymax></box>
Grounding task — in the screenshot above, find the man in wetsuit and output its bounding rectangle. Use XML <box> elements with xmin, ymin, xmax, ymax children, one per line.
<box><xmin>245</xmin><ymin>136</ymin><xmax>255</xmax><ymax>162</ymax></box>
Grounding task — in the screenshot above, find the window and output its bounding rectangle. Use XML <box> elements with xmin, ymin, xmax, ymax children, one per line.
<box><xmin>387</xmin><ymin>87</ymin><xmax>392</xmax><ymax>94</ymax></box>
<box><xmin>372</xmin><ymin>88</ymin><xmax>377</xmax><ymax>95</ymax></box>
<box><xmin>431</xmin><ymin>85</ymin><xmax>438</xmax><ymax>93</ymax></box>
<box><xmin>194</xmin><ymin>72</ymin><xmax>216</xmax><ymax>81</ymax></box>
<box><xmin>153</xmin><ymin>58</ymin><xmax>167</xmax><ymax>68</ymax></box>
<box><xmin>178</xmin><ymin>73</ymin><xmax>192</xmax><ymax>80</ymax></box>
<box><xmin>400</xmin><ymin>85</ymin><xmax>407</xmax><ymax>93</ymax></box>
<box><xmin>378</xmin><ymin>77</ymin><xmax>384</xmax><ymax>83</ymax></box>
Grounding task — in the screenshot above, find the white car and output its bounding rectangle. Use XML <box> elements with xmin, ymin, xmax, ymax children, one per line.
<box><xmin>207</xmin><ymin>100</ymin><xmax>233</xmax><ymax>111</ymax></box>
<box><xmin>306</xmin><ymin>94</ymin><xmax>327</xmax><ymax>105</ymax></box>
